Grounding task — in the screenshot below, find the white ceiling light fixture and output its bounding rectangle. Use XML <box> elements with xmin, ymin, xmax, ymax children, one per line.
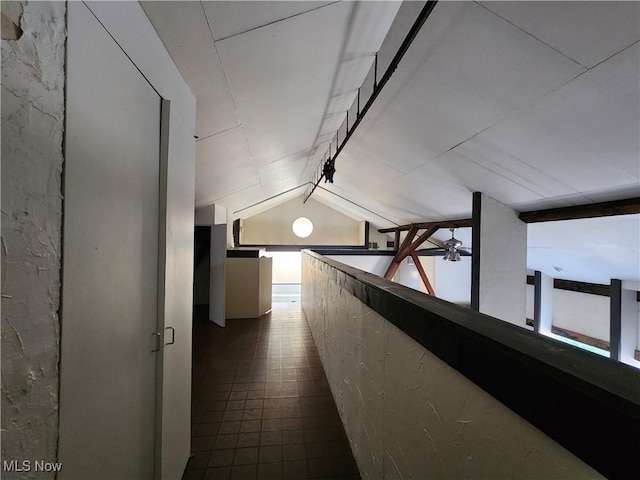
<box><xmin>292</xmin><ymin>217</ymin><xmax>313</xmax><ymax>238</ymax></box>
<box><xmin>443</xmin><ymin>228</ymin><xmax>462</xmax><ymax>262</ymax></box>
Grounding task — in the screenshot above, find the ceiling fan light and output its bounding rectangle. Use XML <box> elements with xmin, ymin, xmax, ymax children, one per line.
<box><xmin>443</xmin><ymin>251</ymin><xmax>450</xmax><ymax>261</ymax></box>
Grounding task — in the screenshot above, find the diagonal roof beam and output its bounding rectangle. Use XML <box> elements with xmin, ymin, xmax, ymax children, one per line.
<box><xmin>384</xmin><ymin>226</ymin><xmax>439</xmax><ymax>280</ymax></box>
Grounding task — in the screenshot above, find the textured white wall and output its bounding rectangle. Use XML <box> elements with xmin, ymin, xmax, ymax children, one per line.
<box><xmin>1</xmin><ymin>1</ymin><xmax>66</xmax><ymax>474</ymax></box>
<box><xmin>477</xmin><ymin>194</ymin><xmax>527</xmax><ymax>326</ymax></box>
<box><xmin>302</xmin><ymin>253</ymin><xmax>601</xmax><ymax>479</ymax></box>
<box><xmin>241</xmin><ymin>196</ymin><xmax>361</xmax><ymax>245</ymax></box>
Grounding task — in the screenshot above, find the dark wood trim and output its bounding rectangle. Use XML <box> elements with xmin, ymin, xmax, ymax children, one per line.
<box><xmin>610</xmin><ymin>279</ymin><xmax>622</xmax><ymax>361</ymax></box>
<box><xmin>232</xmin><ymin>219</ymin><xmax>240</xmax><ymax>247</ymax></box>
<box><xmin>471</xmin><ymin>192</ymin><xmax>482</xmax><ymax>311</ymax></box>
<box><xmin>552</xmin><ymin>326</ymin><xmax>610</xmax><ymax>352</ymax></box>
<box><xmin>526</xmin><ymin>275</ymin><xmax>640</xmax><ymax>301</ymax></box>
<box><xmin>364</xmin><ymin>221</ymin><xmax>370</xmax><ymax>248</ymax></box>
<box><xmin>533</xmin><ymin>271</ymin><xmax>543</xmax><ymax>333</ymax></box>
<box><xmin>518</xmin><ymin>197</ymin><xmax>640</xmax><ymax>223</ymax></box>
<box><xmin>393</xmin><ymin>230</ymin><xmax>400</xmax><ymax>250</ymax></box>
<box><xmin>378</xmin><ymin>217</ymin><xmax>472</xmax><ymax>233</ymax></box>
<box><xmin>240</xmin><ymin>244</ymin><xmax>368</xmax><ymax>251</ymax></box>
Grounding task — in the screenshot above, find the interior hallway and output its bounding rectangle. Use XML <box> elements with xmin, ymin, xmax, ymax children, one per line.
<box><xmin>184</xmin><ymin>302</ymin><xmax>361</xmax><ymax>480</ymax></box>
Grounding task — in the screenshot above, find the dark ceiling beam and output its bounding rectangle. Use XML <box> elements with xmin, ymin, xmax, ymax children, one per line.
<box><xmin>378</xmin><ymin>218</ymin><xmax>472</xmax><ymax>234</ymax></box>
<box><xmin>518</xmin><ymin>197</ymin><xmax>640</xmax><ymax>223</ymax></box>
<box><xmin>526</xmin><ymin>275</ymin><xmax>640</xmax><ymax>301</ymax></box>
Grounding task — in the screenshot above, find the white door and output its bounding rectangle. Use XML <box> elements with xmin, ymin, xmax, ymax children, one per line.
<box><xmin>59</xmin><ymin>2</ymin><xmax>161</xmax><ymax>478</ymax></box>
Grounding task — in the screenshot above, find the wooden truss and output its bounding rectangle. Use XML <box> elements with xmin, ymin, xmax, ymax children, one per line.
<box><xmin>382</xmin><ymin>219</ymin><xmax>473</xmax><ymax>295</ymax></box>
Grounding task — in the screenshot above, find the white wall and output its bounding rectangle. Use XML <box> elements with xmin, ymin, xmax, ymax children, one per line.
<box><xmin>476</xmin><ymin>193</ymin><xmax>527</xmax><ymax>326</ymax></box>
<box><xmin>394</xmin><ymin>256</ymin><xmax>436</xmax><ymax>294</ymax></box>
<box><xmin>553</xmin><ymin>289</ymin><xmax>610</xmax><ymax>341</ymax></box>
<box><xmin>265</xmin><ymin>251</ymin><xmax>303</xmax><ymax>284</ymax></box>
<box><xmin>1</xmin><ymin>1</ymin><xmax>66</xmax><ymax>472</ymax></box>
<box><xmin>84</xmin><ymin>3</ymin><xmax>196</xmax><ymax>477</ymax></box>
<box><xmin>325</xmin><ymin>255</ymin><xmax>392</xmax><ymax>278</ymax></box>
<box><xmin>526</xmin><ymin>284</ymin><xmax>640</xmax><ymax>360</ymax></box>
<box><xmin>302</xmin><ymin>253</ymin><xmax>601</xmax><ymax>480</ymax></box>
<box><xmin>435</xmin><ymin>256</ymin><xmax>472</xmax><ymax>305</ymax></box>
<box><xmin>241</xmin><ymin>196</ymin><xmax>362</xmax><ymax>245</ymax></box>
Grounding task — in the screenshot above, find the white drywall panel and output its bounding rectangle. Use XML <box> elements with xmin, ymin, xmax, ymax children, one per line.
<box><xmin>534</xmin><ymin>271</ymin><xmax>554</xmax><ymax>334</ymax></box>
<box><xmin>225</xmin><ymin>258</ymin><xmax>260</xmax><ymax>319</ymax></box>
<box><xmin>195</xmin><ymin>205</ymin><xmax>215</xmax><ymax>225</ymax></box>
<box><xmin>302</xmin><ymin>253</ymin><xmax>601</xmax><ymax>479</ymax></box>
<box><xmin>476</xmin><ymin>193</ymin><xmax>527</xmax><ymax>326</ymax></box>
<box><xmin>553</xmin><ymin>290</ymin><xmax>610</xmax><ymax>342</ymax></box>
<box><xmin>1</xmin><ymin>0</ymin><xmax>66</xmax><ymax>471</ymax></box>
<box><xmin>258</xmin><ymin>257</ymin><xmax>273</xmax><ymax>315</ymax></box>
<box><xmin>210</xmin><ymin>224</ymin><xmax>227</xmax><ymax>327</ymax></box>
<box><xmin>435</xmin><ymin>256</ymin><xmax>472</xmax><ymax>305</ymax></box>
<box><xmin>65</xmin><ymin>3</ymin><xmax>196</xmax><ymax>478</ymax></box>
<box><xmin>61</xmin><ymin>3</ymin><xmax>160</xmax><ymax>476</ymax></box>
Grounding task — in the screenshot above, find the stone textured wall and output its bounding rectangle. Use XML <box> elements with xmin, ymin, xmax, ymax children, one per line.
<box><xmin>1</xmin><ymin>1</ymin><xmax>66</xmax><ymax>476</ymax></box>
<box><xmin>302</xmin><ymin>252</ymin><xmax>601</xmax><ymax>479</ymax></box>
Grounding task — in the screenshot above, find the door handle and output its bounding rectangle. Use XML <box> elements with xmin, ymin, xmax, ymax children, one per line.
<box><xmin>165</xmin><ymin>327</ymin><xmax>175</xmax><ymax>346</ymax></box>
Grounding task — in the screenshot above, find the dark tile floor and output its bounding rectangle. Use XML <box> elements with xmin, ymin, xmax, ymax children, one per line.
<box><xmin>183</xmin><ymin>302</ymin><xmax>361</xmax><ymax>480</ymax></box>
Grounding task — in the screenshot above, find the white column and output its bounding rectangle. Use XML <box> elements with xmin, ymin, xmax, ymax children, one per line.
<box><xmin>195</xmin><ymin>204</ymin><xmax>228</xmax><ymax>327</ymax></box>
<box><xmin>471</xmin><ymin>192</ymin><xmax>528</xmax><ymax>327</ymax></box>
<box><xmin>534</xmin><ymin>271</ymin><xmax>554</xmax><ymax>335</ymax></box>
<box><xmin>211</xmin><ymin>205</ymin><xmax>228</xmax><ymax>327</ymax></box>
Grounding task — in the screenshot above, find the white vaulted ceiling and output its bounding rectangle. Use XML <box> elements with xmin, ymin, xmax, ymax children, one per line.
<box><xmin>142</xmin><ymin>1</ymin><xmax>640</xmax><ymax>285</ymax></box>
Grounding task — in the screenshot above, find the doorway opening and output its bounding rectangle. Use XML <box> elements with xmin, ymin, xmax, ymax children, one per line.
<box><xmin>264</xmin><ymin>251</ymin><xmax>302</xmax><ymax>303</ymax></box>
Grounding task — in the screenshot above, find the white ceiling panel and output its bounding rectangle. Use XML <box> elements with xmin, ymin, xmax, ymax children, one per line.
<box><xmin>469</xmin><ymin>43</ymin><xmax>640</xmax><ymax>200</ymax></box>
<box><xmin>313</xmin><ymin>186</ymin><xmax>405</xmax><ymax>228</ymax></box>
<box><xmin>141</xmin><ymin>1</ymin><xmax>239</xmax><ymax>137</ymax></box>
<box><xmin>350</xmin><ymin>1</ymin><xmax>586</xmax><ymax>176</ymax></box>
<box><xmin>203</xmin><ymin>1</ymin><xmax>337</xmax><ymax>41</ymax></box>
<box><xmin>527</xmin><ymin>215</ymin><xmax>640</xmax><ymax>284</ymax></box>
<box><xmin>257</xmin><ymin>155</ymin><xmax>307</xmax><ymax>195</ymax></box>
<box><xmin>226</xmin><ymin>185</ymin><xmax>309</xmax><ymax>221</ymax></box>
<box><xmin>216</xmin><ymin>1</ymin><xmax>355</xmax><ymax>165</ymax></box>
<box><xmin>480</xmin><ymin>1</ymin><xmax>640</xmax><ymax>68</ymax></box>
<box><xmin>144</xmin><ymin>1</ymin><xmax>639</xmax><ymax>284</ymax></box>
<box><xmin>195</xmin><ymin>126</ymin><xmax>258</xmax><ymax>204</ymax></box>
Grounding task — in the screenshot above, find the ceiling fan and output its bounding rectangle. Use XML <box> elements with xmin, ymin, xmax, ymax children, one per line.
<box><xmin>442</xmin><ymin>228</ymin><xmax>465</xmax><ymax>262</ymax></box>
<box><xmin>415</xmin><ymin>228</ymin><xmax>470</xmax><ymax>261</ymax></box>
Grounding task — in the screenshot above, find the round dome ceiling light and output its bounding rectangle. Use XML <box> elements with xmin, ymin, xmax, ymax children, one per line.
<box><xmin>292</xmin><ymin>217</ymin><xmax>313</xmax><ymax>238</ymax></box>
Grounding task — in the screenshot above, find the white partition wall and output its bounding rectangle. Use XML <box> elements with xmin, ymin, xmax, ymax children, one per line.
<box><xmin>60</xmin><ymin>3</ymin><xmax>195</xmax><ymax>479</ymax></box>
<box><xmin>534</xmin><ymin>270</ymin><xmax>554</xmax><ymax>334</ymax></box>
<box><xmin>472</xmin><ymin>192</ymin><xmax>528</xmax><ymax>326</ymax></box>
